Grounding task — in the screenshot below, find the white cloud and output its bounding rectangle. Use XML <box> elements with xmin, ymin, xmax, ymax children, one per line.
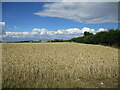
<box><xmin>31</xmin><ymin>27</ymin><xmax>95</xmax><ymax>35</ymax></box>
<box><xmin>34</xmin><ymin>2</ymin><xmax>118</xmax><ymax>24</ymax></box>
<box><xmin>2</xmin><ymin>27</ymin><xmax>107</xmax><ymax>42</ymax></box>
<box><xmin>32</xmin><ymin>28</ymin><xmax>48</xmax><ymax>35</ymax></box>
<box><xmin>98</xmin><ymin>28</ymin><xmax>107</xmax><ymax>32</ymax></box>
<box><xmin>81</xmin><ymin>27</ymin><xmax>95</xmax><ymax>33</ymax></box>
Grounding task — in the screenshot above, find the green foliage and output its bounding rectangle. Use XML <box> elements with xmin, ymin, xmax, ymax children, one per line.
<box><xmin>12</xmin><ymin>40</ymin><xmax>42</xmax><ymax>43</ymax></box>
<box><xmin>70</xmin><ymin>29</ymin><xmax>120</xmax><ymax>48</ymax></box>
<box><xmin>48</xmin><ymin>39</ymin><xmax>64</xmax><ymax>42</ymax></box>
<box><xmin>48</xmin><ymin>39</ymin><xmax>70</xmax><ymax>42</ymax></box>
<box><xmin>84</xmin><ymin>31</ymin><xmax>93</xmax><ymax>36</ymax></box>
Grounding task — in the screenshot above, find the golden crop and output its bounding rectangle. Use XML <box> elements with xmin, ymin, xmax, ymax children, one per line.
<box><xmin>2</xmin><ymin>42</ymin><xmax>119</xmax><ymax>88</ymax></box>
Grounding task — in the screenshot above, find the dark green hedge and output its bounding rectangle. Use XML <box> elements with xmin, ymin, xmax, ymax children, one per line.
<box><xmin>70</xmin><ymin>29</ymin><xmax>120</xmax><ymax>48</ymax></box>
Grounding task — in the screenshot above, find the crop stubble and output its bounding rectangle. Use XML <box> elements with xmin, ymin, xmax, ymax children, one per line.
<box><xmin>2</xmin><ymin>42</ymin><xmax>119</xmax><ymax>88</ymax></box>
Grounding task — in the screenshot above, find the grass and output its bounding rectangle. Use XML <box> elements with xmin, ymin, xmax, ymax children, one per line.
<box><xmin>2</xmin><ymin>42</ymin><xmax>119</xmax><ymax>88</ymax></box>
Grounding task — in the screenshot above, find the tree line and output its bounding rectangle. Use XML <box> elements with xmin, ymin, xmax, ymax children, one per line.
<box><xmin>69</xmin><ymin>29</ymin><xmax>120</xmax><ymax>48</ymax></box>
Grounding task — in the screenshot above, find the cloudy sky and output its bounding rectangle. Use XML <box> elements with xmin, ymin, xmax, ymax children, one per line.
<box><xmin>1</xmin><ymin>2</ymin><xmax>119</xmax><ymax>42</ymax></box>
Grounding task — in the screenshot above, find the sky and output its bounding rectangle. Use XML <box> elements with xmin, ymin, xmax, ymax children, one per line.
<box><xmin>1</xmin><ymin>2</ymin><xmax>119</xmax><ymax>42</ymax></box>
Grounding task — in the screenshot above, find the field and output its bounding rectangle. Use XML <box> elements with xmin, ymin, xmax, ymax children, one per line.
<box><xmin>2</xmin><ymin>42</ymin><xmax>119</xmax><ymax>88</ymax></box>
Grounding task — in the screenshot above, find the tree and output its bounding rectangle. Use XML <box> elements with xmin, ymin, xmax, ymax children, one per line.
<box><xmin>70</xmin><ymin>29</ymin><xmax>120</xmax><ymax>48</ymax></box>
<box><xmin>84</xmin><ymin>31</ymin><xmax>93</xmax><ymax>36</ymax></box>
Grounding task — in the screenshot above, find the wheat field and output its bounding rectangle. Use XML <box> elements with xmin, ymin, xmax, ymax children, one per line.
<box><xmin>2</xmin><ymin>42</ymin><xmax>119</xmax><ymax>88</ymax></box>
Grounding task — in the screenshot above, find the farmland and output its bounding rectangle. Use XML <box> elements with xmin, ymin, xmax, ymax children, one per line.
<box><xmin>2</xmin><ymin>42</ymin><xmax>119</xmax><ymax>88</ymax></box>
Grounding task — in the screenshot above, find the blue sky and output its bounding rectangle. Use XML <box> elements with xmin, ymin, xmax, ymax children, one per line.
<box><xmin>1</xmin><ymin>2</ymin><xmax>119</xmax><ymax>41</ymax></box>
